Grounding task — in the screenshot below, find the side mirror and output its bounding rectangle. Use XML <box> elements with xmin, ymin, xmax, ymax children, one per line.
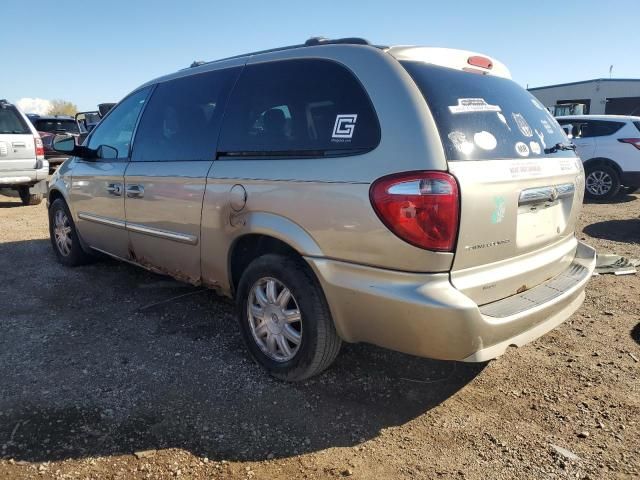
<box><xmin>52</xmin><ymin>134</ymin><xmax>76</xmax><ymax>153</ymax></box>
<box><xmin>52</xmin><ymin>134</ymin><xmax>97</xmax><ymax>159</ymax></box>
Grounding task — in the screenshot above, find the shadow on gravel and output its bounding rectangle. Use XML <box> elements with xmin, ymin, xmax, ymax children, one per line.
<box><xmin>582</xmin><ymin>219</ymin><xmax>640</xmax><ymax>244</ymax></box>
<box><xmin>0</xmin><ymin>238</ymin><xmax>485</xmax><ymax>464</ymax></box>
<box><xmin>632</xmin><ymin>323</ymin><xmax>640</xmax><ymax>346</ymax></box>
<box><xmin>583</xmin><ymin>193</ymin><xmax>638</xmax><ymax>205</ymax></box>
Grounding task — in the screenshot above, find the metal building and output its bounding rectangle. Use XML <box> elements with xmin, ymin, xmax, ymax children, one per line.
<box><xmin>528</xmin><ymin>79</ymin><xmax>640</xmax><ymax>116</ymax></box>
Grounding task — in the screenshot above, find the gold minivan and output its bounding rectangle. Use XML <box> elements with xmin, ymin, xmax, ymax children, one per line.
<box><xmin>48</xmin><ymin>37</ymin><xmax>596</xmax><ymax>380</ymax></box>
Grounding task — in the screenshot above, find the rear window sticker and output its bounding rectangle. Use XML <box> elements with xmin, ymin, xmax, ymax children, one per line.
<box><xmin>331</xmin><ymin>114</ymin><xmax>358</xmax><ymax>140</ymax></box>
<box><xmin>512</xmin><ymin>113</ymin><xmax>533</xmax><ymax>137</ymax></box>
<box><xmin>491</xmin><ymin>196</ymin><xmax>506</xmax><ymax>224</ymax></box>
<box><xmin>529</xmin><ymin>141</ymin><xmax>541</xmax><ymax>155</ymax></box>
<box><xmin>534</xmin><ymin>129</ymin><xmax>547</xmax><ymax>149</ymax></box>
<box><xmin>448</xmin><ymin>98</ymin><xmax>501</xmax><ymax>114</ymax></box>
<box><xmin>515</xmin><ymin>141</ymin><xmax>530</xmax><ymax>157</ymax></box>
<box><xmin>448</xmin><ymin>131</ymin><xmax>474</xmax><ymax>155</ymax></box>
<box><xmin>496</xmin><ymin>112</ymin><xmax>511</xmax><ymax>130</ymax></box>
<box><xmin>541</xmin><ymin>119</ymin><xmax>554</xmax><ymax>135</ymax></box>
<box><xmin>509</xmin><ymin>160</ymin><xmax>542</xmax><ymax>178</ymax></box>
<box><xmin>531</xmin><ymin>98</ymin><xmax>545</xmax><ymax>110</ymax></box>
<box><xmin>474</xmin><ymin>131</ymin><xmax>497</xmax><ymax>150</ymax></box>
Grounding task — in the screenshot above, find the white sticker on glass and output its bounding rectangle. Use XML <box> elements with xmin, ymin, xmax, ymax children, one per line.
<box><xmin>448</xmin><ymin>131</ymin><xmax>474</xmax><ymax>155</ymax></box>
<box><xmin>331</xmin><ymin>114</ymin><xmax>358</xmax><ymax>140</ymax></box>
<box><xmin>540</xmin><ymin>119</ymin><xmax>554</xmax><ymax>135</ymax></box>
<box><xmin>448</xmin><ymin>98</ymin><xmax>502</xmax><ymax>114</ymax></box>
<box><xmin>474</xmin><ymin>131</ymin><xmax>497</xmax><ymax>151</ymax></box>
<box><xmin>496</xmin><ymin>112</ymin><xmax>511</xmax><ymax>130</ymax></box>
<box><xmin>515</xmin><ymin>142</ymin><xmax>530</xmax><ymax>157</ymax></box>
<box><xmin>529</xmin><ymin>141</ymin><xmax>541</xmax><ymax>155</ymax></box>
<box><xmin>512</xmin><ymin>113</ymin><xmax>533</xmax><ymax>137</ymax></box>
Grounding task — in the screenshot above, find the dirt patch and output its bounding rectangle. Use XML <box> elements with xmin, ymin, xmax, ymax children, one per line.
<box><xmin>0</xmin><ymin>190</ymin><xmax>638</xmax><ymax>479</ymax></box>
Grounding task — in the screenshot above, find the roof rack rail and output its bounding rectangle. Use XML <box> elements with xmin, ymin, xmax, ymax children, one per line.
<box><xmin>184</xmin><ymin>37</ymin><xmax>373</xmax><ymax>69</ymax></box>
<box><xmin>304</xmin><ymin>37</ymin><xmax>371</xmax><ymax>46</ymax></box>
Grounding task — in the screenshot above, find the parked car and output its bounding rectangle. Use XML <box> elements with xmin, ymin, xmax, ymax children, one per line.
<box><xmin>76</xmin><ymin>103</ymin><xmax>116</xmax><ymax>143</ymax></box>
<box><xmin>557</xmin><ymin>115</ymin><xmax>640</xmax><ymax>200</ymax></box>
<box><xmin>48</xmin><ymin>38</ymin><xmax>596</xmax><ymax>380</ymax></box>
<box><xmin>0</xmin><ymin>100</ymin><xmax>48</xmax><ymax>205</ymax></box>
<box><xmin>27</xmin><ymin>114</ymin><xmax>80</xmax><ymax>168</ymax></box>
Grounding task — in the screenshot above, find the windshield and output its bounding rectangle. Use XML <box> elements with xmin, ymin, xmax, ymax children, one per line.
<box><xmin>400</xmin><ymin>61</ymin><xmax>576</xmax><ymax>161</ymax></box>
<box><xmin>0</xmin><ymin>106</ymin><xmax>31</xmax><ymax>134</ymax></box>
<box><xmin>34</xmin><ymin>119</ymin><xmax>80</xmax><ymax>134</ymax></box>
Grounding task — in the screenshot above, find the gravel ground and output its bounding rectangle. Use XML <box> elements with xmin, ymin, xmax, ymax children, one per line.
<box><xmin>0</xmin><ymin>188</ymin><xmax>638</xmax><ymax>480</ymax></box>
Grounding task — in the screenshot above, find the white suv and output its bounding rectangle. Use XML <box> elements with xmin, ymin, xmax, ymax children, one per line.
<box><xmin>0</xmin><ymin>99</ymin><xmax>49</xmax><ymax>205</ymax></box>
<box><xmin>557</xmin><ymin>115</ymin><xmax>640</xmax><ymax>200</ymax></box>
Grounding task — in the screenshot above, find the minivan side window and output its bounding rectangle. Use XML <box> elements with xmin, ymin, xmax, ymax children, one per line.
<box><xmin>131</xmin><ymin>67</ymin><xmax>241</xmax><ymax>162</ymax></box>
<box><xmin>87</xmin><ymin>87</ymin><xmax>151</xmax><ymax>160</ymax></box>
<box><xmin>218</xmin><ymin>59</ymin><xmax>380</xmax><ymax>157</ymax></box>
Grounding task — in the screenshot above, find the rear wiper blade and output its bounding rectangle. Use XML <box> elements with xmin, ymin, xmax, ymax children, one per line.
<box><xmin>544</xmin><ymin>142</ymin><xmax>577</xmax><ymax>154</ymax></box>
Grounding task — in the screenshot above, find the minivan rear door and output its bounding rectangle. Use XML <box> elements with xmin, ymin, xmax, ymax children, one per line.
<box><xmin>0</xmin><ymin>105</ymin><xmax>37</xmax><ymax>172</ymax></box>
<box><xmin>401</xmin><ymin>62</ymin><xmax>584</xmax><ymax>305</ymax></box>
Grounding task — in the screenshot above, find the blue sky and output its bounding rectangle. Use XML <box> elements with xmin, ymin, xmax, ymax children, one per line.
<box><xmin>1</xmin><ymin>0</ymin><xmax>637</xmax><ymax>111</ymax></box>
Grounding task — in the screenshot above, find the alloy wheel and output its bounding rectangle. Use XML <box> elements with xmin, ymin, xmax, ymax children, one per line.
<box><xmin>53</xmin><ymin>209</ymin><xmax>72</xmax><ymax>257</ymax></box>
<box><xmin>247</xmin><ymin>277</ymin><xmax>302</xmax><ymax>362</ymax></box>
<box><xmin>586</xmin><ymin>170</ymin><xmax>613</xmax><ymax>197</ymax></box>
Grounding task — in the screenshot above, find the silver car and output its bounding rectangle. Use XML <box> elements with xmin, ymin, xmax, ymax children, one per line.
<box><xmin>48</xmin><ymin>38</ymin><xmax>596</xmax><ymax>380</ymax></box>
<box><xmin>0</xmin><ymin>99</ymin><xmax>49</xmax><ymax>205</ymax></box>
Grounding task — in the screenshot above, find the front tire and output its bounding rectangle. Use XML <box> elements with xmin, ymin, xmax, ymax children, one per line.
<box><xmin>48</xmin><ymin>198</ymin><xmax>94</xmax><ymax>266</ymax></box>
<box><xmin>18</xmin><ymin>186</ymin><xmax>43</xmax><ymax>206</ymax></box>
<box><xmin>236</xmin><ymin>254</ymin><xmax>341</xmax><ymax>381</ymax></box>
<box><xmin>584</xmin><ymin>164</ymin><xmax>621</xmax><ymax>201</ymax></box>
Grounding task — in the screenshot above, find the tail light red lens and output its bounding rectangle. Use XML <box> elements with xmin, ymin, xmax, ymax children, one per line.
<box><xmin>370</xmin><ymin>171</ymin><xmax>460</xmax><ymax>252</ymax></box>
<box><xmin>34</xmin><ymin>136</ymin><xmax>45</xmax><ymax>159</ymax></box>
<box><xmin>618</xmin><ymin>138</ymin><xmax>640</xmax><ymax>150</ymax></box>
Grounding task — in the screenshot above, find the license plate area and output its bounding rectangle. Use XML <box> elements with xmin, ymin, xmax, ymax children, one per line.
<box><xmin>517</xmin><ymin>183</ymin><xmax>574</xmax><ymax>249</ymax></box>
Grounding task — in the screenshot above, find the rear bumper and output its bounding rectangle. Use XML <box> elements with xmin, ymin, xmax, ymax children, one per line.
<box><xmin>0</xmin><ymin>164</ymin><xmax>49</xmax><ymax>186</ymax></box>
<box><xmin>307</xmin><ymin>241</ymin><xmax>596</xmax><ymax>361</ymax></box>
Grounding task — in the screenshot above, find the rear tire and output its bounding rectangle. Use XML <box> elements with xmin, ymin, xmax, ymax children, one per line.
<box><xmin>584</xmin><ymin>164</ymin><xmax>620</xmax><ymax>201</ymax></box>
<box><xmin>236</xmin><ymin>253</ymin><xmax>341</xmax><ymax>381</ymax></box>
<box><xmin>18</xmin><ymin>186</ymin><xmax>43</xmax><ymax>206</ymax></box>
<box><xmin>48</xmin><ymin>198</ymin><xmax>94</xmax><ymax>266</ymax></box>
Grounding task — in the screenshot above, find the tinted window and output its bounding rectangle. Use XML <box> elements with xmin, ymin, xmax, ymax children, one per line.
<box><xmin>401</xmin><ymin>62</ymin><xmax>575</xmax><ymax>161</ymax></box>
<box><xmin>0</xmin><ymin>106</ymin><xmax>30</xmax><ymax>134</ymax></box>
<box><xmin>87</xmin><ymin>87</ymin><xmax>151</xmax><ymax>159</ymax></box>
<box><xmin>132</xmin><ymin>68</ymin><xmax>240</xmax><ymax>162</ymax></box>
<box><xmin>218</xmin><ymin>59</ymin><xmax>380</xmax><ymax>157</ymax></box>
<box><xmin>34</xmin><ymin>119</ymin><xmax>80</xmax><ymax>134</ymax></box>
<box><xmin>634</xmin><ymin>121</ymin><xmax>640</xmax><ymax>134</ymax></box>
<box><xmin>557</xmin><ymin>119</ymin><xmax>625</xmax><ymax>138</ymax></box>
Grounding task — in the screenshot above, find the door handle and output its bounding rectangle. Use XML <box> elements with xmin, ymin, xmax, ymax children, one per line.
<box><xmin>126</xmin><ymin>184</ymin><xmax>144</xmax><ymax>198</ymax></box>
<box><xmin>107</xmin><ymin>183</ymin><xmax>123</xmax><ymax>196</ymax></box>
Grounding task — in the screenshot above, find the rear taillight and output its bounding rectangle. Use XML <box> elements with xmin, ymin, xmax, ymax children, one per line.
<box><xmin>618</xmin><ymin>138</ymin><xmax>640</xmax><ymax>150</ymax></box>
<box><xmin>34</xmin><ymin>136</ymin><xmax>45</xmax><ymax>159</ymax></box>
<box><xmin>370</xmin><ymin>171</ymin><xmax>459</xmax><ymax>252</ymax></box>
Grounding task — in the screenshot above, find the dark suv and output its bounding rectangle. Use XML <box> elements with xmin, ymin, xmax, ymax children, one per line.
<box><xmin>28</xmin><ymin>115</ymin><xmax>80</xmax><ymax>168</ymax></box>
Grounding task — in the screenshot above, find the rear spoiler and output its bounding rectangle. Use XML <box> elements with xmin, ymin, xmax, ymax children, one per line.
<box><xmin>386</xmin><ymin>46</ymin><xmax>511</xmax><ymax>79</ymax></box>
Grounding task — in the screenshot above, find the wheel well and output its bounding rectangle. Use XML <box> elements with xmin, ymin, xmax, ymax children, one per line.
<box><xmin>583</xmin><ymin>158</ymin><xmax>622</xmax><ymax>176</ymax></box>
<box><xmin>48</xmin><ymin>188</ymin><xmax>64</xmax><ymax>207</ymax></box>
<box><xmin>229</xmin><ymin>235</ymin><xmax>301</xmax><ymax>295</ymax></box>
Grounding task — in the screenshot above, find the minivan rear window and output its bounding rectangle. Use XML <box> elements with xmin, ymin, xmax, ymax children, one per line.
<box><xmin>0</xmin><ymin>106</ymin><xmax>30</xmax><ymax>135</ymax></box>
<box><xmin>400</xmin><ymin>62</ymin><xmax>575</xmax><ymax>161</ymax></box>
<box><xmin>218</xmin><ymin>59</ymin><xmax>380</xmax><ymax>157</ymax></box>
